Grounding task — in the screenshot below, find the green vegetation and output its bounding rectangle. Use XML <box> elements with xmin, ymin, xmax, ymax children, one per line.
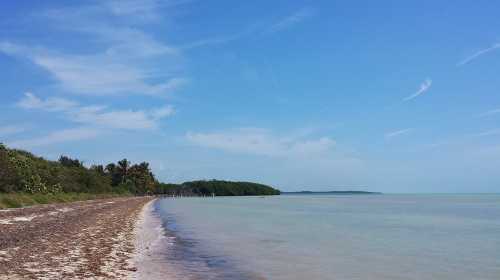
<box><xmin>0</xmin><ymin>192</ymin><xmax>128</xmax><ymax>209</ymax></box>
<box><xmin>0</xmin><ymin>143</ymin><xmax>280</xmax><ymax>208</ymax></box>
<box><xmin>0</xmin><ymin>143</ymin><xmax>155</xmax><ymax>195</ymax></box>
<box><xmin>156</xmin><ymin>180</ymin><xmax>281</xmax><ymax>196</ymax></box>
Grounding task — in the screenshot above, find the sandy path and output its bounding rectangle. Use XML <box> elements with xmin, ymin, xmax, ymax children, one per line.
<box><xmin>0</xmin><ymin>196</ymin><xmax>153</xmax><ymax>279</ymax></box>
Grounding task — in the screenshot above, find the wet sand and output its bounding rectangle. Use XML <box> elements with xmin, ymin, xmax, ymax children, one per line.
<box><xmin>128</xmin><ymin>199</ymin><xmax>176</xmax><ymax>280</ymax></box>
<box><xmin>0</xmin><ymin>196</ymin><xmax>153</xmax><ymax>279</ymax></box>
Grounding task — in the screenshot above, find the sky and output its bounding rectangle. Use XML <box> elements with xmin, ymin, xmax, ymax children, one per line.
<box><xmin>1</xmin><ymin>0</ymin><xmax>500</xmax><ymax>193</ymax></box>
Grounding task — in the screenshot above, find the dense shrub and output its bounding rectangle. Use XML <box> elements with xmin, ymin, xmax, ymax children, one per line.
<box><xmin>0</xmin><ymin>144</ymin><xmax>19</xmax><ymax>192</ymax></box>
<box><xmin>0</xmin><ymin>143</ymin><xmax>281</xmax><ymax>197</ymax></box>
<box><xmin>0</xmin><ymin>144</ymin><xmax>152</xmax><ymax>195</ymax></box>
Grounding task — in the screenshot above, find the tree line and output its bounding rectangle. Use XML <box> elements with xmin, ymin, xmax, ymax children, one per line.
<box><xmin>0</xmin><ymin>143</ymin><xmax>280</xmax><ymax>196</ymax></box>
<box><xmin>156</xmin><ymin>180</ymin><xmax>281</xmax><ymax>196</ymax></box>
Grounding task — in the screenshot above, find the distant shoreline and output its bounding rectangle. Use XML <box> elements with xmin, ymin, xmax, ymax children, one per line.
<box><xmin>282</xmin><ymin>191</ymin><xmax>382</xmax><ymax>195</ymax></box>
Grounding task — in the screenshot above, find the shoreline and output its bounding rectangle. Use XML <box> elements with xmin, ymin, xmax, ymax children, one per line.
<box><xmin>128</xmin><ymin>198</ymin><xmax>175</xmax><ymax>279</ymax></box>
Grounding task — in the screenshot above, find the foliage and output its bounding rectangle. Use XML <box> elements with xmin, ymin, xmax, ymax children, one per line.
<box><xmin>0</xmin><ymin>143</ymin><xmax>281</xmax><ymax>199</ymax></box>
<box><xmin>0</xmin><ymin>144</ymin><xmax>18</xmax><ymax>192</ymax></box>
<box><xmin>0</xmin><ymin>144</ymin><xmax>144</xmax><ymax>195</ymax></box>
<box><xmin>58</xmin><ymin>155</ymin><xmax>83</xmax><ymax>168</ymax></box>
<box><xmin>156</xmin><ymin>180</ymin><xmax>280</xmax><ymax>196</ymax></box>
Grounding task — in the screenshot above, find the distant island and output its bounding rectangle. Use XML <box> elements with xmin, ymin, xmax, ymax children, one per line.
<box><xmin>156</xmin><ymin>180</ymin><xmax>280</xmax><ymax>197</ymax></box>
<box><xmin>282</xmin><ymin>191</ymin><xmax>381</xmax><ymax>195</ymax></box>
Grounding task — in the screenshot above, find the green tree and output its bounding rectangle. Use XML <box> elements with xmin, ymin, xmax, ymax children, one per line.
<box><xmin>0</xmin><ymin>143</ymin><xmax>20</xmax><ymax>192</ymax></box>
<box><xmin>117</xmin><ymin>159</ymin><xmax>130</xmax><ymax>184</ymax></box>
<box><xmin>58</xmin><ymin>156</ymin><xmax>83</xmax><ymax>168</ymax></box>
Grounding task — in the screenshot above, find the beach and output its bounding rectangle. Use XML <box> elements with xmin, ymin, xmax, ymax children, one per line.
<box><xmin>129</xmin><ymin>199</ymin><xmax>175</xmax><ymax>280</ymax></box>
<box><xmin>0</xmin><ymin>196</ymin><xmax>154</xmax><ymax>279</ymax></box>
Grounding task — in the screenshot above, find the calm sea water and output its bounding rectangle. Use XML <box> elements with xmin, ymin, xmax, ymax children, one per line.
<box><xmin>154</xmin><ymin>194</ymin><xmax>500</xmax><ymax>280</ymax></box>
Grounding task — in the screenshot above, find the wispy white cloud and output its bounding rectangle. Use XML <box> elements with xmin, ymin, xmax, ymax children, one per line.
<box><xmin>477</xmin><ymin>108</ymin><xmax>500</xmax><ymax>118</ymax></box>
<box><xmin>424</xmin><ymin>140</ymin><xmax>449</xmax><ymax>150</ymax></box>
<box><xmin>17</xmin><ymin>92</ymin><xmax>174</xmax><ymax>130</ymax></box>
<box><xmin>0</xmin><ymin>125</ymin><xmax>27</xmax><ymax>138</ymax></box>
<box><xmin>180</xmin><ymin>21</ymin><xmax>268</xmax><ymax>50</ymax></box>
<box><xmin>473</xmin><ymin>145</ymin><xmax>500</xmax><ymax>158</ymax></box>
<box><xmin>472</xmin><ymin>128</ymin><xmax>500</xmax><ymax>137</ymax></box>
<box><xmin>186</xmin><ymin>127</ymin><xmax>335</xmax><ymax>157</ymax></box>
<box><xmin>17</xmin><ymin>92</ymin><xmax>78</xmax><ymax>111</ymax></box>
<box><xmin>176</xmin><ymin>6</ymin><xmax>316</xmax><ymax>52</ymax></box>
<box><xmin>457</xmin><ymin>43</ymin><xmax>500</xmax><ymax>66</ymax></box>
<box><xmin>105</xmin><ymin>0</ymin><xmax>163</xmax><ymax>22</ymax></box>
<box><xmin>7</xmin><ymin>127</ymin><xmax>100</xmax><ymax>149</ymax></box>
<box><xmin>150</xmin><ymin>106</ymin><xmax>176</xmax><ymax>119</ymax></box>
<box><xmin>0</xmin><ymin>1</ymin><xmax>188</xmax><ymax>97</ymax></box>
<box><xmin>267</xmin><ymin>7</ymin><xmax>315</xmax><ymax>34</ymax></box>
<box><xmin>71</xmin><ymin>106</ymin><xmax>173</xmax><ymax>130</ymax></box>
<box><xmin>403</xmin><ymin>79</ymin><xmax>432</xmax><ymax>101</ymax></box>
<box><xmin>181</xmin><ymin>7</ymin><xmax>315</xmax><ymax>50</ymax></box>
<box><xmin>106</xmin><ymin>0</ymin><xmax>193</xmax><ymax>19</ymax></box>
<box><xmin>0</xmin><ymin>41</ymin><xmax>187</xmax><ymax>97</ymax></box>
<box><xmin>385</xmin><ymin>128</ymin><xmax>413</xmax><ymax>139</ymax></box>
<box><xmin>181</xmin><ymin>35</ymin><xmax>241</xmax><ymax>50</ymax></box>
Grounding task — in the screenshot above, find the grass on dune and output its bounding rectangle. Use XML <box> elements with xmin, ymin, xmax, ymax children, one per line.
<box><xmin>0</xmin><ymin>192</ymin><xmax>131</xmax><ymax>209</ymax></box>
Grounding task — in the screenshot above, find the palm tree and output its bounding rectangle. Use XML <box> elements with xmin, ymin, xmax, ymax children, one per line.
<box><xmin>117</xmin><ymin>159</ymin><xmax>130</xmax><ymax>183</ymax></box>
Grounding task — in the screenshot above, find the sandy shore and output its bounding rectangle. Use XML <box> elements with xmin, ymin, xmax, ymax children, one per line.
<box><xmin>0</xmin><ymin>196</ymin><xmax>153</xmax><ymax>279</ymax></box>
<box><xmin>128</xmin><ymin>199</ymin><xmax>177</xmax><ymax>280</ymax></box>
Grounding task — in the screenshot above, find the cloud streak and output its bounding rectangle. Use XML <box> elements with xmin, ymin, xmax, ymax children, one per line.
<box><xmin>472</xmin><ymin>129</ymin><xmax>500</xmax><ymax>137</ymax></box>
<box><xmin>0</xmin><ymin>0</ymin><xmax>188</xmax><ymax>97</ymax></box>
<box><xmin>0</xmin><ymin>125</ymin><xmax>27</xmax><ymax>138</ymax></box>
<box><xmin>385</xmin><ymin>128</ymin><xmax>413</xmax><ymax>139</ymax></box>
<box><xmin>457</xmin><ymin>43</ymin><xmax>500</xmax><ymax>66</ymax></box>
<box><xmin>403</xmin><ymin>79</ymin><xmax>432</xmax><ymax>101</ymax></box>
<box><xmin>267</xmin><ymin>7</ymin><xmax>315</xmax><ymax>34</ymax></box>
<box><xmin>7</xmin><ymin>127</ymin><xmax>100</xmax><ymax>149</ymax></box>
<box><xmin>0</xmin><ymin>41</ymin><xmax>188</xmax><ymax>97</ymax></box>
<box><xmin>186</xmin><ymin>128</ymin><xmax>335</xmax><ymax>158</ymax></box>
<box><xmin>180</xmin><ymin>35</ymin><xmax>241</xmax><ymax>50</ymax></box>
<box><xmin>17</xmin><ymin>92</ymin><xmax>174</xmax><ymax>130</ymax></box>
<box><xmin>18</xmin><ymin>92</ymin><xmax>78</xmax><ymax>111</ymax></box>
<box><xmin>477</xmin><ymin>108</ymin><xmax>500</xmax><ymax>118</ymax></box>
<box><xmin>104</xmin><ymin>0</ymin><xmax>166</xmax><ymax>23</ymax></box>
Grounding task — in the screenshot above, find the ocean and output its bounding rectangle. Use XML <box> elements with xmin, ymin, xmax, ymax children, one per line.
<box><xmin>153</xmin><ymin>194</ymin><xmax>500</xmax><ymax>279</ymax></box>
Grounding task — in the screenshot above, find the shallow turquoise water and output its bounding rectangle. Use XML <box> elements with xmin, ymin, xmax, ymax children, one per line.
<box><xmin>155</xmin><ymin>194</ymin><xmax>500</xmax><ymax>279</ymax></box>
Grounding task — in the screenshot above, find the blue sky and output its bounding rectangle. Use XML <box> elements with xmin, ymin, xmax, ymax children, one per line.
<box><xmin>1</xmin><ymin>0</ymin><xmax>500</xmax><ymax>192</ymax></box>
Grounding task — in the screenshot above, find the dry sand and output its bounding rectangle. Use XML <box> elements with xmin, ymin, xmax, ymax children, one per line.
<box><xmin>0</xmin><ymin>196</ymin><xmax>153</xmax><ymax>279</ymax></box>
